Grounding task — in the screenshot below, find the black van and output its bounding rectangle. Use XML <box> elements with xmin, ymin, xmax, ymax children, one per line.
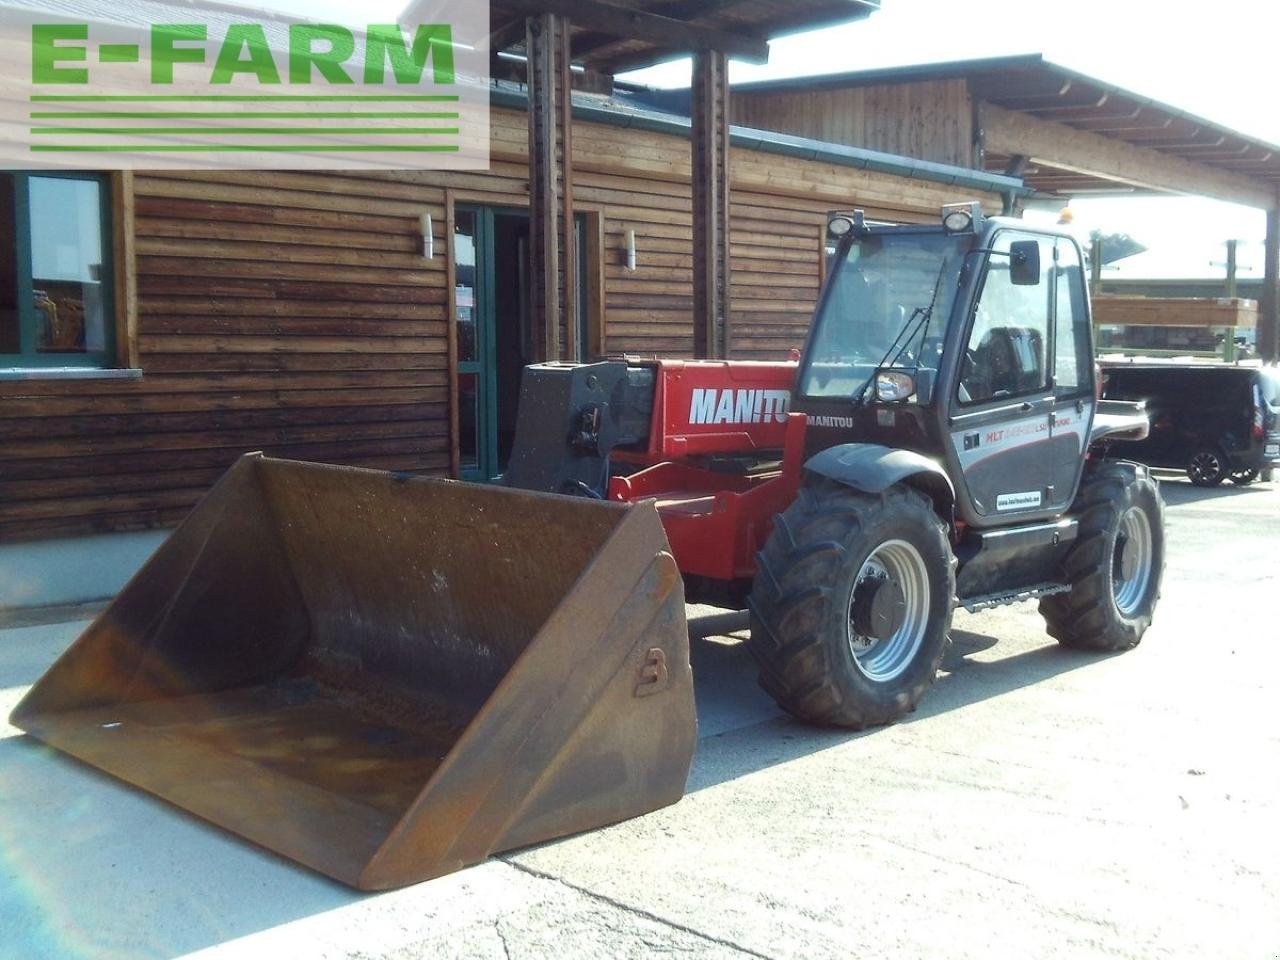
<box><xmin>1100</xmin><ymin>363</ymin><xmax>1280</xmax><ymax>486</ymax></box>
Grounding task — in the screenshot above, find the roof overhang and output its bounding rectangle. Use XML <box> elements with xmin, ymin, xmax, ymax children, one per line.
<box><xmin>401</xmin><ymin>0</ymin><xmax>879</xmax><ymax>77</ymax></box>
<box><xmin>733</xmin><ymin>54</ymin><xmax>1280</xmax><ymax>209</ymax></box>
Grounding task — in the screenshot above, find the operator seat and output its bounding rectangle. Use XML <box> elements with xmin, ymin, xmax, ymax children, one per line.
<box><xmin>964</xmin><ymin>327</ymin><xmax>1043</xmax><ymax>401</ymax></box>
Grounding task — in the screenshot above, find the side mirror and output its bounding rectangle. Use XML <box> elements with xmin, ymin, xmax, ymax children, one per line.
<box><xmin>1009</xmin><ymin>240</ymin><xmax>1041</xmax><ymax>285</ymax></box>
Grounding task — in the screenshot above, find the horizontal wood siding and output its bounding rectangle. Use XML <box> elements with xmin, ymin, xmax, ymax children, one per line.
<box><xmin>0</xmin><ymin>169</ymin><xmax>454</xmax><ymax>541</ymax></box>
<box><xmin>733</xmin><ymin>80</ymin><xmax>975</xmax><ymax>168</ymax></box>
<box><xmin>0</xmin><ymin>105</ymin><xmax>997</xmax><ymax>541</ymax></box>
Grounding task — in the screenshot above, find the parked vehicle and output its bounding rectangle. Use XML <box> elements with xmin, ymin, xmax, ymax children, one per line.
<box><xmin>1100</xmin><ymin>363</ymin><xmax>1280</xmax><ymax>486</ymax></box>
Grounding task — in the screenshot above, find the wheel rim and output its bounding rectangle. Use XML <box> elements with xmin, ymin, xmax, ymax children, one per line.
<box><xmin>1113</xmin><ymin>506</ymin><xmax>1154</xmax><ymax>617</ymax></box>
<box><xmin>846</xmin><ymin>539</ymin><xmax>931</xmax><ymax>682</ymax></box>
<box><xmin>1189</xmin><ymin>451</ymin><xmax>1223</xmax><ymax>484</ymax></box>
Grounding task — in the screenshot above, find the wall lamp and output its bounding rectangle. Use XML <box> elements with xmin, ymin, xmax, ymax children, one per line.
<box><xmin>624</xmin><ymin>229</ymin><xmax>637</xmax><ymax>272</ymax></box>
<box><xmin>419</xmin><ymin>212</ymin><xmax>434</xmax><ymax>260</ymax></box>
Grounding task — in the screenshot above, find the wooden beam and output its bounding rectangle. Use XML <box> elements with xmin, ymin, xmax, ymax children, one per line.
<box><xmin>1260</xmin><ymin>202</ymin><xmax>1280</xmax><ymax>362</ymax></box>
<box><xmin>491</xmin><ymin>54</ymin><xmax>613</xmax><ymax>94</ymax></box>
<box><xmin>982</xmin><ymin>104</ymin><xmax>1275</xmax><ymax>209</ymax></box>
<box><xmin>569</xmin><ymin>0</ymin><xmax>750</xmax><ymax>61</ymax></box>
<box><xmin>445</xmin><ymin>190</ymin><xmax>460</xmax><ymax>478</ymax></box>
<box><xmin>488</xmin><ymin>17</ymin><xmax>529</xmax><ymax>54</ymax></box>
<box><xmin>526</xmin><ymin>13</ymin><xmax>576</xmax><ymax>361</ymax></box>
<box><xmin>110</xmin><ymin>171</ymin><xmax>139</xmax><ymax>369</ymax></box>
<box><xmin>1000</xmin><ymin>155</ymin><xmax>1028</xmax><ymax>215</ymax></box>
<box><xmin>504</xmin><ymin>0</ymin><xmax>768</xmax><ymax>62</ymax></box>
<box><xmin>691</xmin><ymin>49</ymin><xmax>730</xmax><ymax>359</ymax></box>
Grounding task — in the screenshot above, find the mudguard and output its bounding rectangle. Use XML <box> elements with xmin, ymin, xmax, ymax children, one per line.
<box><xmin>804</xmin><ymin>443</ymin><xmax>955</xmax><ymax>516</ymax></box>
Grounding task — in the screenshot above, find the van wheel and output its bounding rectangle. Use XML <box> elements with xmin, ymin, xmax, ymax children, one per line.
<box><xmin>747</xmin><ymin>480</ymin><xmax>955</xmax><ymax>729</ymax></box>
<box><xmin>1230</xmin><ymin>468</ymin><xmax>1259</xmax><ymax>485</ymax></box>
<box><xmin>1187</xmin><ymin>448</ymin><xmax>1227</xmax><ymax>487</ymax></box>
<box><xmin>1041</xmin><ymin>462</ymin><xmax>1165</xmax><ymax>651</ymax></box>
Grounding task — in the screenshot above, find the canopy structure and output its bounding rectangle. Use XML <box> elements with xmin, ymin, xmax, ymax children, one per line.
<box><xmin>402</xmin><ymin>0</ymin><xmax>882</xmax><ymax>363</ymax></box>
<box><xmin>728</xmin><ymin>53</ymin><xmax>1280</xmax><ymax>359</ymax></box>
<box><xmin>483</xmin><ymin>0</ymin><xmax>878</xmax><ymax>76</ymax></box>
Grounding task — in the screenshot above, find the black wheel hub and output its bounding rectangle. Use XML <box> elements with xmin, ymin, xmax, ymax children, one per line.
<box><xmin>1115</xmin><ymin>532</ymin><xmax>1140</xmax><ymax>582</ymax></box>
<box><xmin>851</xmin><ymin>576</ymin><xmax>907</xmax><ymax>641</ymax></box>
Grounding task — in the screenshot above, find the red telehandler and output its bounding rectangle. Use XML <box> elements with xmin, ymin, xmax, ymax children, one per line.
<box><xmin>14</xmin><ymin>204</ymin><xmax>1163</xmax><ymax>889</ymax></box>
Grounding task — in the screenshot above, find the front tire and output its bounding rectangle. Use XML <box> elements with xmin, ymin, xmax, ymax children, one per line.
<box><xmin>1040</xmin><ymin>462</ymin><xmax>1165</xmax><ymax>651</ymax></box>
<box><xmin>747</xmin><ymin>480</ymin><xmax>955</xmax><ymax>729</ymax></box>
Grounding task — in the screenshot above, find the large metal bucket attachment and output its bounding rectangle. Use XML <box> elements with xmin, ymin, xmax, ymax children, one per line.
<box><xmin>11</xmin><ymin>455</ymin><xmax>695</xmax><ymax>890</ymax></box>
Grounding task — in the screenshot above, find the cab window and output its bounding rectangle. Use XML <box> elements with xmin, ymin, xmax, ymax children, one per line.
<box><xmin>958</xmin><ymin>233</ymin><xmax>1053</xmax><ymax>405</ymax></box>
<box><xmin>1052</xmin><ymin>239</ymin><xmax>1092</xmax><ymax>400</ymax></box>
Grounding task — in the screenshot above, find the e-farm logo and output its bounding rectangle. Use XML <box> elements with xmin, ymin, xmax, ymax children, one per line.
<box><xmin>31</xmin><ymin>23</ymin><xmax>457</xmax><ymax>88</ymax></box>
<box><xmin>0</xmin><ymin>1</ymin><xmax>490</xmax><ymax>169</ymax></box>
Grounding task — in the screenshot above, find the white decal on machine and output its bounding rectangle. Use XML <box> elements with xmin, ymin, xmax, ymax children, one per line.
<box><xmin>688</xmin><ymin>389</ymin><xmax>791</xmax><ymax>425</ymax></box>
<box><xmin>807</xmin><ymin>414</ymin><xmax>855</xmax><ymax>428</ymax></box>
<box><xmin>996</xmin><ymin>491</ymin><xmax>1043</xmax><ymax>511</ymax></box>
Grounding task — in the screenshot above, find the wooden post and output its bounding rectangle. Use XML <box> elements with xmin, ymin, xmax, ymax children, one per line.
<box><xmin>526</xmin><ymin>13</ymin><xmax>576</xmax><ymax>362</ymax></box>
<box><xmin>1089</xmin><ymin>236</ymin><xmax>1103</xmax><ymax>297</ymax></box>
<box><xmin>691</xmin><ymin>50</ymin><xmax>730</xmax><ymax>359</ymax></box>
<box><xmin>1260</xmin><ymin>205</ymin><xmax>1280</xmax><ymax>363</ymax></box>
<box><xmin>1223</xmin><ymin>238</ymin><xmax>1239</xmax><ymax>363</ymax></box>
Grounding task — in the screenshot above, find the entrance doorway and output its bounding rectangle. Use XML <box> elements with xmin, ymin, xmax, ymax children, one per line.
<box><xmin>453</xmin><ymin>205</ymin><xmax>590</xmax><ymax>481</ymax></box>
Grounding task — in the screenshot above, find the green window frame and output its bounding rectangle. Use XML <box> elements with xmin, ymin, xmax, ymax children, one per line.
<box><xmin>1</xmin><ymin>171</ymin><xmax>116</xmax><ymax>369</ymax></box>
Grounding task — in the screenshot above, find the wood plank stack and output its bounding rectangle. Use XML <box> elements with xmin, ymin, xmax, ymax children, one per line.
<box><xmin>1091</xmin><ymin>295</ymin><xmax>1258</xmax><ymax>329</ymax></box>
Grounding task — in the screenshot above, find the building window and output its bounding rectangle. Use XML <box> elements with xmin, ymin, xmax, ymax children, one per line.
<box><xmin>1</xmin><ymin>172</ymin><xmax>115</xmax><ymax>369</ymax></box>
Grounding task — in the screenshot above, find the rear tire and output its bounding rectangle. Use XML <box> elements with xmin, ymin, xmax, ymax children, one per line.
<box><xmin>747</xmin><ymin>480</ymin><xmax>955</xmax><ymax>729</ymax></box>
<box><xmin>1187</xmin><ymin>448</ymin><xmax>1227</xmax><ymax>487</ymax></box>
<box><xmin>1230</xmin><ymin>467</ymin><xmax>1259</xmax><ymax>485</ymax></box>
<box><xmin>1040</xmin><ymin>462</ymin><xmax>1165</xmax><ymax>651</ymax></box>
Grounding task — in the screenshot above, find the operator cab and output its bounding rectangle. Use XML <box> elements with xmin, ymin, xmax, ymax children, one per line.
<box><xmin>797</xmin><ymin>204</ymin><xmax>1098</xmax><ymax>528</ymax></box>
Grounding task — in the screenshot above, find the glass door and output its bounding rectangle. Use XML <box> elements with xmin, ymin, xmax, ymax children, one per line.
<box><xmin>454</xmin><ymin>207</ymin><xmax>498</xmax><ymax>481</ymax></box>
<box><xmin>453</xmin><ymin>205</ymin><xmax>590</xmax><ymax>482</ymax></box>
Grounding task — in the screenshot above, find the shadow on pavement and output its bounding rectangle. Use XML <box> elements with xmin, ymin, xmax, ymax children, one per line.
<box><xmin>1156</xmin><ymin>476</ymin><xmax>1274</xmax><ymax>506</ymax></box>
<box><xmin>685</xmin><ymin>627</ymin><xmax>1114</xmax><ymax>793</ymax></box>
<box><xmin>0</xmin><ymin>621</ymin><xmax>1113</xmax><ymax>958</ymax></box>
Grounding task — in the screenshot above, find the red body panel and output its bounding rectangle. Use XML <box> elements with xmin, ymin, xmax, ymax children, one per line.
<box><xmin>607</xmin><ymin>360</ymin><xmax>805</xmax><ymax>583</ymax></box>
<box><xmin>643</xmin><ymin>360</ymin><xmax>797</xmax><ymax>458</ymax></box>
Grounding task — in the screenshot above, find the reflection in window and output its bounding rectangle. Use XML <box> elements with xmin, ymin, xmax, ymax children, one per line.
<box><xmin>30</xmin><ymin>177</ymin><xmax>108</xmax><ymax>354</ymax></box>
<box><xmin>959</xmin><ymin>234</ymin><xmax>1054</xmax><ymax>404</ymax></box>
<box><xmin>454</xmin><ymin>210</ymin><xmax>477</xmax><ymax>363</ymax></box>
<box><xmin>1</xmin><ymin>173</ymin><xmax>113</xmax><ymax>368</ymax></box>
<box><xmin>1053</xmin><ymin>240</ymin><xmax>1091</xmax><ymax>399</ymax></box>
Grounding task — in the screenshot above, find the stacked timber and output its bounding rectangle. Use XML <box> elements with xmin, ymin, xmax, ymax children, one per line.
<box><xmin>1091</xmin><ymin>295</ymin><xmax>1258</xmax><ymax>329</ymax></box>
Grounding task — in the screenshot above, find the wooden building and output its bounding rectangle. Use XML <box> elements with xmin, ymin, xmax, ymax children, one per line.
<box><xmin>10</xmin><ymin>34</ymin><xmax>1280</xmax><ymax>544</ymax></box>
<box><xmin>0</xmin><ymin>83</ymin><xmax>1017</xmax><ymax>542</ymax></box>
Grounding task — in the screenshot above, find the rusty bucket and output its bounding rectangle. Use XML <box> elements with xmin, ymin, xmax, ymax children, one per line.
<box><xmin>11</xmin><ymin>455</ymin><xmax>696</xmax><ymax>890</ymax></box>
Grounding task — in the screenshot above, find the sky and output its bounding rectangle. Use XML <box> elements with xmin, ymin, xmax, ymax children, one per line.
<box><xmin>249</xmin><ymin>0</ymin><xmax>1277</xmax><ymax>279</ymax></box>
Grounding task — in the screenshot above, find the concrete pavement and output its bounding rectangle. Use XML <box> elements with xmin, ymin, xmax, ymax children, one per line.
<box><xmin>1</xmin><ymin>476</ymin><xmax>1277</xmax><ymax>959</ymax></box>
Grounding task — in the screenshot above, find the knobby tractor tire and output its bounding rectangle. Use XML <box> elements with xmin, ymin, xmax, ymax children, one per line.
<box><xmin>1039</xmin><ymin>461</ymin><xmax>1165</xmax><ymax>652</ymax></box>
<box><xmin>747</xmin><ymin>480</ymin><xmax>955</xmax><ymax>729</ymax></box>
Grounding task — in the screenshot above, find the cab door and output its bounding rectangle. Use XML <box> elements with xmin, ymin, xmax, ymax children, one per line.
<box><xmin>1044</xmin><ymin>238</ymin><xmax>1095</xmax><ymax>511</ymax></box>
<box><xmin>948</xmin><ymin>231</ymin><xmax>1056</xmax><ymax>523</ymax></box>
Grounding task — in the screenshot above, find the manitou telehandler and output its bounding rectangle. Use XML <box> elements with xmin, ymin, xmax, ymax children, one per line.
<box><xmin>14</xmin><ymin>203</ymin><xmax>1164</xmax><ymax>890</ymax></box>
